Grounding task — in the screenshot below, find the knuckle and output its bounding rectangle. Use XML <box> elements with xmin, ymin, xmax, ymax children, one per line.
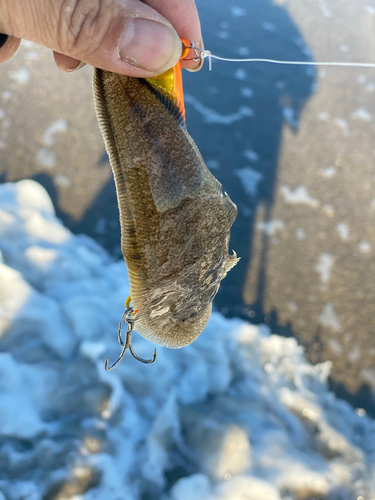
<box><xmin>58</xmin><ymin>0</ymin><xmax>106</xmax><ymax>55</ymax></box>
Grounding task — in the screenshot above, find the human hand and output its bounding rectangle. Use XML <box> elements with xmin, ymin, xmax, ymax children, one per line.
<box><xmin>0</xmin><ymin>0</ymin><xmax>203</xmax><ymax>76</ymax></box>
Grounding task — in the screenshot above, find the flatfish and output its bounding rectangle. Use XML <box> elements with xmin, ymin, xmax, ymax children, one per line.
<box><xmin>93</xmin><ymin>61</ymin><xmax>239</xmax><ymax>350</ymax></box>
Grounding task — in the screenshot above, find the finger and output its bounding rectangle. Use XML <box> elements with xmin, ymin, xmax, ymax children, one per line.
<box><xmin>0</xmin><ymin>34</ymin><xmax>21</xmax><ymax>64</ymax></box>
<box><xmin>141</xmin><ymin>0</ymin><xmax>204</xmax><ymax>71</ymax></box>
<box><xmin>53</xmin><ymin>51</ymin><xmax>87</xmax><ymax>72</ymax></box>
<box><xmin>0</xmin><ymin>0</ymin><xmax>183</xmax><ymax>77</ymax></box>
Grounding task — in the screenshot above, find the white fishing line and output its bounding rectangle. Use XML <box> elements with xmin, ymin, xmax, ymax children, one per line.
<box><xmin>199</xmin><ymin>49</ymin><xmax>375</xmax><ymax>71</ymax></box>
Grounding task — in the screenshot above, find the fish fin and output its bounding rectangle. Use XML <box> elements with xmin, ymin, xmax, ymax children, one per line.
<box><xmin>143</xmin><ymin>62</ymin><xmax>186</xmax><ymax>128</ymax></box>
<box><xmin>225</xmin><ymin>250</ymin><xmax>240</xmax><ymax>273</ymax></box>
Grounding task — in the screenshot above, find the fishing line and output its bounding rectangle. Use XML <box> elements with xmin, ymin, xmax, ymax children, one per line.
<box><xmin>182</xmin><ymin>41</ymin><xmax>375</xmax><ymax>71</ymax></box>
<box><xmin>201</xmin><ymin>51</ymin><xmax>375</xmax><ymax>71</ymax></box>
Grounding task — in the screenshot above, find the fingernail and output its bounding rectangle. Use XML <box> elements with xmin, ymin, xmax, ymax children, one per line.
<box><xmin>186</xmin><ymin>55</ymin><xmax>205</xmax><ymax>72</ymax></box>
<box><xmin>183</xmin><ymin>40</ymin><xmax>205</xmax><ymax>72</ymax></box>
<box><xmin>120</xmin><ymin>19</ymin><xmax>181</xmax><ymax>73</ymax></box>
<box><xmin>66</xmin><ymin>60</ymin><xmax>87</xmax><ymax>72</ymax></box>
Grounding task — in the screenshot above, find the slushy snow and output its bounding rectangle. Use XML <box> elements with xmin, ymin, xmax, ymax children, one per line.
<box><xmin>0</xmin><ymin>180</ymin><xmax>374</xmax><ymax>500</ymax></box>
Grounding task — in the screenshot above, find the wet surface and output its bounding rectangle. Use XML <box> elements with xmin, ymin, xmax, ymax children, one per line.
<box><xmin>0</xmin><ymin>0</ymin><xmax>375</xmax><ymax>414</ymax></box>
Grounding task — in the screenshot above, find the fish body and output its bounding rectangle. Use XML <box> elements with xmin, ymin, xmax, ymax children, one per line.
<box><xmin>93</xmin><ymin>64</ymin><xmax>239</xmax><ymax>348</ymax></box>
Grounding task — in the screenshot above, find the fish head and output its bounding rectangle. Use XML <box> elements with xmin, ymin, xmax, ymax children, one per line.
<box><xmin>132</xmin><ymin>244</ymin><xmax>239</xmax><ymax>349</ymax></box>
<box><xmin>133</xmin><ymin>297</ymin><xmax>213</xmax><ymax>349</ymax></box>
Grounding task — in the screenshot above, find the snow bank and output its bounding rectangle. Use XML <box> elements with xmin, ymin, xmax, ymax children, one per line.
<box><xmin>0</xmin><ymin>180</ymin><xmax>374</xmax><ymax>500</ymax></box>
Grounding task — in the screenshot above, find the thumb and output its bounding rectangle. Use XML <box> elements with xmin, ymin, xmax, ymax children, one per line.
<box><xmin>0</xmin><ymin>0</ymin><xmax>183</xmax><ymax>76</ymax></box>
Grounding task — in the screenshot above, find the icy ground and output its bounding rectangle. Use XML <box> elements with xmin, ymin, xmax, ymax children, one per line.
<box><xmin>0</xmin><ymin>180</ymin><xmax>374</xmax><ymax>500</ymax></box>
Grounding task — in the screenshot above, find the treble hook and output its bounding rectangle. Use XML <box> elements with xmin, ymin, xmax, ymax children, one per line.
<box><xmin>105</xmin><ymin>307</ymin><xmax>157</xmax><ymax>370</ymax></box>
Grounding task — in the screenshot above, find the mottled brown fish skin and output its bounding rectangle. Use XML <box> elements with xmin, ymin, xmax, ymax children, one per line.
<box><xmin>93</xmin><ymin>68</ymin><xmax>239</xmax><ymax>348</ymax></box>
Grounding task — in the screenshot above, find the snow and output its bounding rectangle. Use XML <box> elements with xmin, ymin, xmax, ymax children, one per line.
<box><xmin>243</xmin><ymin>149</ymin><xmax>259</xmax><ymax>162</ymax></box>
<box><xmin>42</xmin><ymin>119</ymin><xmax>68</xmax><ymax>146</ymax></box>
<box><xmin>0</xmin><ymin>180</ymin><xmax>375</xmax><ymax>499</ymax></box>
<box><xmin>240</xmin><ymin>87</ymin><xmax>253</xmax><ymax>98</ymax></box>
<box><xmin>283</xmin><ymin>107</ymin><xmax>298</xmax><ymax>129</ymax></box>
<box><xmin>262</xmin><ymin>22</ymin><xmax>276</xmax><ymax>32</ymax></box>
<box><xmin>280</xmin><ymin>185</ymin><xmax>320</xmax><ymax>207</ymax></box>
<box><xmin>206</xmin><ymin>159</ymin><xmax>220</xmax><ymax>170</ymax></box>
<box><xmin>318</xmin><ymin>111</ymin><xmax>330</xmax><ymax>120</ymax></box>
<box><xmin>333</xmin><ymin>118</ymin><xmax>350</xmax><ymax>136</ymax></box>
<box><xmin>234</xmin><ymin>68</ymin><xmax>247</xmax><ymax>81</ymax></box>
<box><xmin>336</xmin><ymin>222</ymin><xmax>349</xmax><ymax>241</ymax></box>
<box><xmin>318</xmin><ymin>303</ymin><xmax>342</xmax><ymax>332</ymax></box>
<box><xmin>36</xmin><ymin>147</ymin><xmax>56</xmax><ymax>168</ymax></box>
<box><xmin>351</xmin><ymin>108</ymin><xmax>373</xmax><ymax>122</ymax></box>
<box><xmin>2</xmin><ymin>91</ymin><xmax>12</xmax><ymax>101</ymax></box>
<box><xmin>185</xmin><ymin>95</ymin><xmax>253</xmax><ymax>124</ymax></box>
<box><xmin>315</xmin><ymin>253</ymin><xmax>335</xmax><ymax>284</ymax></box>
<box><xmin>230</xmin><ymin>6</ymin><xmax>247</xmax><ymax>19</ymax></box>
<box><xmin>218</xmin><ymin>31</ymin><xmax>230</xmax><ymax>40</ymax></box>
<box><xmin>235</xmin><ymin>167</ymin><xmax>263</xmax><ymax>196</ymax></box>
<box><xmin>25</xmin><ymin>50</ymin><xmax>40</xmax><ymax>61</ymax></box>
<box><xmin>359</xmin><ymin>241</ymin><xmax>372</xmax><ymax>254</ymax></box>
<box><xmin>54</xmin><ymin>174</ymin><xmax>71</xmax><ymax>188</ymax></box>
<box><xmin>8</xmin><ymin>67</ymin><xmax>30</xmax><ymax>85</ymax></box>
<box><xmin>237</xmin><ymin>47</ymin><xmax>250</xmax><ymax>56</ymax></box>
<box><xmin>319</xmin><ymin>166</ymin><xmax>337</xmax><ymax>178</ymax></box>
<box><xmin>295</xmin><ymin>227</ymin><xmax>306</xmax><ymax>240</ymax></box>
<box><xmin>317</xmin><ymin>0</ymin><xmax>332</xmax><ymax>18</ymax></box>
<box><xmin>257</xmin><ymin>219</ymin><xmax>285</xmax><ymax>236</ymax></box>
